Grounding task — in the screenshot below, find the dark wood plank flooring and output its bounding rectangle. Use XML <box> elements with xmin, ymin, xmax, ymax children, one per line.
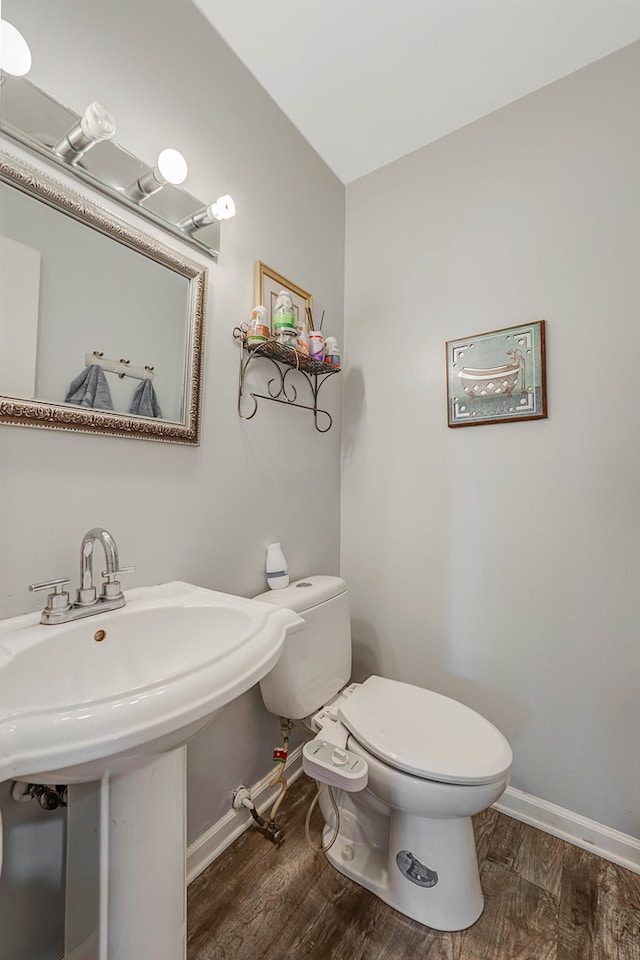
<box><xmin>188</xmin><ymin>775</ymin><xmax>640</xmax><ymax>960</ymax></box>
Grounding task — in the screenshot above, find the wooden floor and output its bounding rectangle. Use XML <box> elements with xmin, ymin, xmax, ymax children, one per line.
<box><xmin>188</xmin><ymin>775</ymin><xmax>640</xmax><ymax>960</ymax></box>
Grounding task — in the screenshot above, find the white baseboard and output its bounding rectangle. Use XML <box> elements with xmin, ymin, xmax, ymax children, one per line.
<box><xmin>494</xmin><ymin>785</ymin><xmax>640</xmax><ymax>875</ymax></box>
<box><xmin>186</xmin><ymin>744</ymin><xmax>305</xmax><ymax>885</ymax></box>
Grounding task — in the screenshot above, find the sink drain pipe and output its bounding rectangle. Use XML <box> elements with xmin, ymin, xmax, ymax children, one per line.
<box><xmin>12</xmin><ymin>782</ymin><xmax>68</xmax><ymax>810</ymax></box>
<box><xmin>2</xmin><ymin>782</ymin><xmax>68</xmax><ymax>877</ymax></box>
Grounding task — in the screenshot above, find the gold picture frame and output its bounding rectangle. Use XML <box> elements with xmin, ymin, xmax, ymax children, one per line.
<box><xmin>254</xmin><ymin>261</ymin><xmax>313</xmax><ymax>336</ymax></box>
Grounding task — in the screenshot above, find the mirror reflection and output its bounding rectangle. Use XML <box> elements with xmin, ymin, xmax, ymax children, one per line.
<box><xmin>2</xmin><ymin>180</ymin><xmax>190</xmax><ymax>421</ymax></box>
<box><xmin>0</xmin><ymin>152</ymin><xmax>207</xmax><ymax>444</ymax></box>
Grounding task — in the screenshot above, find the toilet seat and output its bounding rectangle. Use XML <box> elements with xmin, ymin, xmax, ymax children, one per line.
<box><xmin>337</xmin><ymin>676</ymin><xmax>512</xmax><ymax>786</ymax></box>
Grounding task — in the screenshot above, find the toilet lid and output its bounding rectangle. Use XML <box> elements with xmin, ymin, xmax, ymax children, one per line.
<box><xmin>337</xmin><ymin>676</ymin><xmax>512</xmax><ymax>785</ymax></box>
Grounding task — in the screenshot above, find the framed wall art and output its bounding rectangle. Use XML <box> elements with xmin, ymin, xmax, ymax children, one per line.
<box><xmin>254</xmin><ymin>261</ymin><xmax>313</xmax><ymax>336</ymax></box>
<box><xmin>446</xmin><ymin>320</ymin><xmax>547</xmax><ymax>427</ymax></box>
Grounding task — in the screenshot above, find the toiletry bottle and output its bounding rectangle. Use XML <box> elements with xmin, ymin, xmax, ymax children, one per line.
<box><xmin>266</xmin><ymin>542</ymin><xmax>289</xmax><ymax>589</ymax></box>
<box><xmin>272</xmin><ymin>291</ymin><xmax>296</xmax><ymax>341</ymax></box>
<box><xmin>308</xmin><ymin>331</ymin><xmax>324</xmax><ymax>360</ymax></box>
<box><xmin>246</xmin><ymin>305</ymin><xmax>269</xmax><ymax>347</ymax></box>
<box><xmin>324</xmin><ymin>336</ymin><xmax>341</xmax><ymax>368</ymax></box>
<box><xmin>296</xmin><ymin>320</ymin><xmax>310</xmax><ymax>355</ymax></box>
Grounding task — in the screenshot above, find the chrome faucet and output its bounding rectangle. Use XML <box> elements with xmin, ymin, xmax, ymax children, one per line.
<box><xmin>78</xmin><ymin>527</ymin><xmax>121</xmax><ymax>605</ymax></box>
<box><xmin>29</xmin><ymin>527</ymin><xmax>134</xmax><ymax>625</ymax></box>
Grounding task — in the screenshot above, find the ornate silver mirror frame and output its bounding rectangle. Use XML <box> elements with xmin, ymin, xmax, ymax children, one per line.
<box><xmin>0</xmin><ymin>151</ymin><xmax>207</xmax><ymax>444</ymax></box>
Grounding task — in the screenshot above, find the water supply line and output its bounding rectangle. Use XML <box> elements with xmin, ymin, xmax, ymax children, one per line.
<box><xmin>271</xmin><ymin>717</ymin><xmax>342</xmax><ymax>853</ymax></box>
<box><xmin>231</xmin><ymin>719</ymin><xmax>294</xmax><ymax>845</ymax></box>
<box><xmin>231</xmin><ymin>718</ymin><xmax>342</xmax><ymax>850</ymax></box>
<box><xmin>268</xmin><ymin>718</ymin><xmax>292</xmax><ymax>823</ymax></box>
<box><xmin>304</xmin><ymin>784</ymin><xmax>341</xmax><ymax>853</ymax></box>
<box><xmin>233</xmin><ymin>786</ymin><xmax>284</xmax><ymax>844</ymax></box>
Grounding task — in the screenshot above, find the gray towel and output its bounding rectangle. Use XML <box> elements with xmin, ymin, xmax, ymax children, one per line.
<box><xmin>129</xmin><ymin>378</ymin><xmax>163</xmax><ymax>418</ymax></box>
<box><xmin>65</xmin><ymin>365</ymin><xmax>114</xmax><ymax>410</ymax></box>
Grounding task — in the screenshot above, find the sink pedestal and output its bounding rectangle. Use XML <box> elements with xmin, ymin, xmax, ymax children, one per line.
<box><xmin>65</xmin><ymin>747</ymin><xmax>187</xmax><ymax>960</ymax></box>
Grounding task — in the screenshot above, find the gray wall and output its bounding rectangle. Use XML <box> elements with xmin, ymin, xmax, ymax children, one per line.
<box><xmin>0</xmin><ymin>1</ymin><xmax>344</xmax><ymax>957</ymax></box>
<box><xmin>343</xmin><ymin>42</ymin><xmax>640</xmax><ymax>839</ymax></box>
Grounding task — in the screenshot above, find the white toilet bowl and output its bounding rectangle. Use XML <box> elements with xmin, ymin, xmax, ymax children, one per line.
<box><xmin>309</xmin><ymin>676</ymin><xmax>512</xmax><ymax>931</ymax></box>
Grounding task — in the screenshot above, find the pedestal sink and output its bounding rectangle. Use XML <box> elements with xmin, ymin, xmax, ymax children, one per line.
<box><xmin>0</xmin><ymin>581</ymin><xmax>303</xmax><ymax>960</ymax></box>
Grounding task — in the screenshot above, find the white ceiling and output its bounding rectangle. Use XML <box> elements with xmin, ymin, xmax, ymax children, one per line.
<box><xmin>193</xmin><ymin>0</ymin><xmax>640</xmax><ymax>184</ymax></box>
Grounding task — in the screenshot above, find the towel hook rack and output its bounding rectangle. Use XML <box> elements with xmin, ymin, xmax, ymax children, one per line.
<box><xmin>84</xmin><ymin>352</ymin><xmax>155</xmax><ymax>382</ymax></box>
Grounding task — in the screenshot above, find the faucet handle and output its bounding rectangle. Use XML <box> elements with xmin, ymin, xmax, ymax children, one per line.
<box><xmin>101</xmin><ymin>565</ymin><xmax>135</xmax><ymax>581</ymax></box>
<box><xmin>100</xmin><ymin>565</ymin><xmax>135</xmax><ymax>600</ymax></box>
<box><xmin>28</xmin><ymin>578</ymin><xmax>72</xmax><ymax>617</ymax></box>
<box><xmin>29</xmin><ymin>577</ymin><xmax>71</xmax><ymax>594</ymax></box>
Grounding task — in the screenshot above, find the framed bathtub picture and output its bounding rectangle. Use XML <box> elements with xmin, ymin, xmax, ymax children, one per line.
<box><xmin>446</xmin><ymin>320</ymin><xmax>547</xmax><ymax>427</ymax></box>
<box><xmin>254</xmin><ymin>261</ymin><xmax>313</xmax><ymax>336</ymax></box>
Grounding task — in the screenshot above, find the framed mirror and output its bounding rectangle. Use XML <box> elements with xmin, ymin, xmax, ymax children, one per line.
<box><xmin>0</xmin><ymin>151</ymin><xmax>207</xmax><ymax>444</ymax></box>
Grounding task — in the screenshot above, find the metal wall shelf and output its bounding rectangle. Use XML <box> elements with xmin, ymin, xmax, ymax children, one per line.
<box><xmin>233</xmin><ymin>326</ymin><xmax>340</xmax><ymax>432</ymax></box>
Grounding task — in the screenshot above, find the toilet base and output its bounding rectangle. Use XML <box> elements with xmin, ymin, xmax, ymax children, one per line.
<box><xmin>319</xmin><ymin>792</ymin><xmax>484</xmax><ymax>931</ymax></box>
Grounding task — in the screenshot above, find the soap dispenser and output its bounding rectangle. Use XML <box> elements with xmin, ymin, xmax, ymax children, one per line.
<box><xmin>266</xmin><ymin>542</ymin><xmax>289</xmax><ymax>590</ymax></box>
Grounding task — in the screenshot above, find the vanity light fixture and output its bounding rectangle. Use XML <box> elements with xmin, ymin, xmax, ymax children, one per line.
<box><xmin>54</xmin><ymin>101</ymin><xmax>116</xmax><ymax>163</ymax></box>
<box><xmin>125</xmin><ymin>147</ymin><xmax>188</xmax><ymax>202</ymax></box>
<box><xmin>0</xmin><ymin>19</ymin><xmax>32</xmax><ymax>79</ymax></box>
<box><xmin>0</xmin><ymin>75</ymin><xmax>226</xmax><ymax>259</ymax></box>
<box><xmin>177</xmin><ymin>195</ymin><xmax>236</xmax><ymax>233</ymax></box>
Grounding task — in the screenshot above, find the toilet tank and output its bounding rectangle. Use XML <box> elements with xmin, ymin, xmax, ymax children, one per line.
<box><xmin>255</xmin><ymin>576</ymin><xmax>351</xmax><ymax>719</ymax></box>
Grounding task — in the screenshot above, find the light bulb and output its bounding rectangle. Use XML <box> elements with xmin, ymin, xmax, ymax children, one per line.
<box><xmin>0</xmin><ymin>19</ymin><xmax>32</xmax><ymax>77</ymax></box>
<box><xmin>177</xmin><ymin>194</ymin><xmax>236</xmax><ymax>233</ymax></box>
<box><xmin>54</xmin><ymin>101</ymin><xmax>116</xmax><ymax>163</ymax></box>
<box><xmin>156</xmin><ymin>148</ymin><xmax>188</xmax><ymax>186</ymax></box>
<box><xmin>80</xmin><ymin>102</ymin><xmax>116</xmax><ymax>143</ymax></box>
<box><xmin>210</xmin><ymin>195</ymin><xmax>236</xmax><ymax>221</ymax></box>
<box><xmin>125</xmin><ymin>148</ymin><xmax>188</xmax><ymax>202</ymax></box>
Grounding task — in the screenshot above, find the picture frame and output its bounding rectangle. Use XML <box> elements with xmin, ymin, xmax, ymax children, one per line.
<box><xmin>254</xmin><ymin>261</ymin><xmax>313</xmax><ymax>336</ymax></box>
<box><xmin>446</xmin><ymin>320</ymin><xmax>547</xmax><ymax>427</ymax></box>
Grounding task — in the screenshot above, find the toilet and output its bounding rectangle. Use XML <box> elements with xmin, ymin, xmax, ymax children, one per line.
<box><xmin>256</xmin><ymin>575</ymin><xmax>512</xmax><ymax>932</ymax></box>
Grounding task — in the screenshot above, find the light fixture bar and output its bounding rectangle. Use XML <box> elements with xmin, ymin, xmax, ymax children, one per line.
<box><xmin>0</xmin><ymin>76</ymin><xmax>226</xmax><ymax>259</ymax></box>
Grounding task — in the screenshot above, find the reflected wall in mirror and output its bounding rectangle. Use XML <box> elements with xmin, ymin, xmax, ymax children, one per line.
<box><xmin>0</xmin><ymin>151</ymin><xmax>207</xmax><ymax>444</ymax></box>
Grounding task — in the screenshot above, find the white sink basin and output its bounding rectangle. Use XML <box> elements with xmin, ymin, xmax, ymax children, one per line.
<box><xmin>0</xmin><ymin>580</ymin><xmax>303</xmax><ymax>783</ymax></box>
